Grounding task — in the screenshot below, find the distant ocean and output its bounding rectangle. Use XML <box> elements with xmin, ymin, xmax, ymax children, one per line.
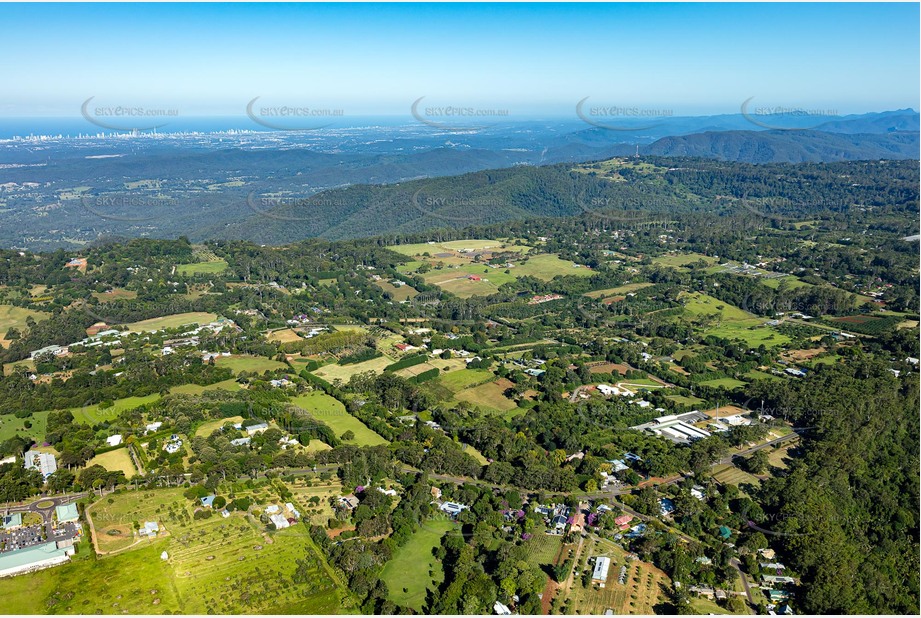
<box><xmin>0</xmin><ymin>116</ymin><xmax>415</xmax><ymax>140</ymax></box>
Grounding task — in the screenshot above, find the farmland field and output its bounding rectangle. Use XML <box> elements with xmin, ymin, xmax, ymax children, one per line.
<box><xmin>290</xmin><ymin>392</ymin><xmax>387</xmax><ymax>446</ymax></box>
<box><xmin>215</xmin><ymin>354</ymin><xmax>288</xmax><ymax>374</ymax></box>
<box><xmin>652</xmin><ymin>252</ymin><xmax>717</xmax><ymax>268</ymax></box>
<box><xmin>680</xmin><ymin>292</ymin><xmax>790</xmax><ymax>348</ymax></box>
<box><xmin>375</xmin><ymin>279</ymin><xmax>419</xmax><ymax>301</ymax></box>
<box><xmin>699</xmin><ymin>377</ymin><xmax>748</xmax><ymax>390</ymax></box>
<box><xmin>78</xmin><ymin>488</ymin><xmax>349</xmax><ymax>614</ymax></box>
<box><xmin>711</xmin><ymin>463</ymin><xmax>761</xmax><ymax>487</ymax></box>
<box><xmin>569</xmin><ymin>536</ymin><xmax>671</xmax><ymax>615</ymax></box>
<box><xmin>85</xmin><ymin>448</ymin><xmax>137</xmax><ymax>478</ymax></box>
<box><xmin>380</xmin><ymin>518</ymin><xmax>455</xmax><ymax>611</ymax></box>
<box><xmin>124</xmin><ymin>312</ymin><xmax>219</xmax><ymax>333</ymax></box>
<box><xmin>267</xmin><ymin>328</ymin><xmax>303</xmax><ymax>344</ymax></box>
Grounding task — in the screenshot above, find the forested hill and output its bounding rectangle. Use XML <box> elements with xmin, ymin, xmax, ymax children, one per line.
<box><xmin>643</xmin><ymin>129</ymin><xmax>920</xmax><ymax>163</ymax></box>
<box><xmin>217</xmin><ymin>157</ymin><xmax>920</xmax><ymax>244</ymax></box>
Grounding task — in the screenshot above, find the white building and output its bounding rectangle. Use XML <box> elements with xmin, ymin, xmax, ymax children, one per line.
<box><xmin>23</xmin><ymin>450</ymin><xmax>57</xmax><ymax>478</ymax></box>
<box><xmin>592</xmin><ymin>556</ymin><xmax>611</xmax><ymax>587</ymax></box>
<box><xmin>106</xmin><ymin>435</ymin><xmax>123</xmax><ymax>447</ymax></box>
<box><xmin>269</xmin><ymin>513</ymin><xmax>290</xmax><ymax>530</ymax></box>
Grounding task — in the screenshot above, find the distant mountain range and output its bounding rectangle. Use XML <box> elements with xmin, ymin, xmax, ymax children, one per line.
<box><xmin>0</xmin><ymin>109</ymin><xmax>916</xmax><ymax>250</ymax></box>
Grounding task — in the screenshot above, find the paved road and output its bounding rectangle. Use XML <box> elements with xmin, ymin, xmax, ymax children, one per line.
<box><xmin>730</xmin><ymin>557</ymin><xmax>756</xmax><ymax>605</ymax></box>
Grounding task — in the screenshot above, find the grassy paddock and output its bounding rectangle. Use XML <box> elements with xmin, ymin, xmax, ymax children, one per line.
<box><xmin>380</xmin><ymin>518</ymin><xmax>456</xmax><ymax>611</ymax></box>
<box><xmin>290</xmin><ymin>392</ymin><xmax>387</xmax><ymax>446</ymax></box>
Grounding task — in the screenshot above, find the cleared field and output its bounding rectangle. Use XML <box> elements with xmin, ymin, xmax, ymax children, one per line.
<box><xmin>70</xmin><ymin>393</ymin><xmax>162</xmax><ymax>425</ymax></box>
<box><xmin>652</xmin><ymin>252</ymin><xmax>717</xmax><ymax>268</ymax></box>
<box><xmin>389</xmin><ymin>239</ymin><xmax>530</xmax><ymax>257</ymax></box>
<box><xmin>290</xmin><ymin>392</ymin><xmax>387</xmax><ymax>446</ymax></box>
<box><xmin>569</xmin><ymin>536</ymin><xmax>671</xmax><ymax>615</ymax></box>
<box><xmin>767</xmin><ymin>444</ymin><xmax>797</xmax><ymax>470</ymax></box>
<box><xmin>267</xmin><ymin>328</ymin><xmax>303</xmax><ymax>344</ymax></box>
<box><xmin>91</xmin><ymin>288</ymin><xmax>138</xmax><ymax>301</ymax></box>
<box><xmin>463</xmin><ymin>444</ymin><xmax>489</xmax><ymax>465</ymax></box>
<box><xmin>454</xmin><ymin>379</ymin><xmax>518</xmax><ymax>413</ymax></box>
<box><xmin>177</xmin><ymin>259</ymin><xmax>229</xmax><ymax>275</ymax></box>
<box><xmin>80</xmin><ymin>488</ymin><xmax>347</xmax><ymax>614</ymax></box>
<box><xmin>699</xmin><ymin>377</ymin><xmax>747</xmax><ymax>390</ymax></box>
<box><xmin>584</xmin><ymin>282</ymin><xmax>653</xmax><ymax>298</ymax></box>
<box><xmin>375</xmin><ymin>280</ymin><xmax>419</xmax><ymax>301</ymax></box>
<box><xmin>433</xmin><ymin>368</ymin><xmax>495</xmax><ymax>393</ymax></box>
<box><xmin>665</xmin><ymin>394</ymin><xmax>706</xmax><ymax>406</ymax></box>
<box><xmin>3</xmin><ymin>358</ymin><xmax>35</xmax><ymax>376</ymax></box>
<box><xmin>313</xmin><ymin>354</ymin><xmax>394</xmax><ymax>383</ymax></box>
<box><xmin>0</xmin><ymin>305</ymin><xmax>49</xmax><ymax>348</ymax></box>
<box><xmin>745</xmin><ymin>369</ymin><xmax>783</xmax><ymax>382</ymax></box>
<box><xmin>712</xmin><ymin>463</ymin><xmax>761</xmax><ymax>487</ymax></box>
<box><xmin>0</xmin><ymin>410</ymin><xmax>49</xmax><ymax>442</ymax></box>
<box><xmin>85</xmin><ymin>448</ymin><xmax>137</xmax><ymax>479</ymax></box>
<box><xmin>287</xmin><ymin>478</ymin><xmax>344</xmax><ymax>525</ymax></box>
<box><xmin>216</xmin><ymin>354</ymin><xmax>288</xmax><ymax>374</ymax></box>
<box><xmin>681</xmin><ymin>292</ymin><xmax>790</xmax><ymax>348</ymax></box>
<box><xmin>195</xmin><ymin>415</ymin><xmax>245</xmax><ymax>438</ymax></box>
<box><xmin>125</xmin><ymin>312</ymin><xmax>218</xmax><ymax>333</ymax></box>
<box><xmin>169</xmin><ymin>378</ymin><xmax>242</xmax><ymax>396</ymax></box>
<box><xmin>380</xmin><ymin>518</ymin><xmax>455</xmax><ymax>611</ymax></box>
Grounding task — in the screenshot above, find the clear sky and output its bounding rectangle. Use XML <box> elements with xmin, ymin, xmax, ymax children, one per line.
<box><xmin>0</xmin><ymin>2</ymin><xmax>918</xmax><ymax>118</ymax></box>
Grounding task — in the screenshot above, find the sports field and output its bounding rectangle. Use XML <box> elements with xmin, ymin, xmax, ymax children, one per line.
<box><xmin>380</xmin><ymin>518</ymin><xmax>455</xmax><ymax>611</ymax></box>
<box><xmin>289</xmin><ymin>392</ymin><xmax>387</xmax><ymax>446</ymax></box>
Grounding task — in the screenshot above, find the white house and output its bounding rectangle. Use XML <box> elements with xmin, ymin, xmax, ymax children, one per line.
<box><xmin>106</xmin><ymin>435</ymin><xmax>123</xmax><ymax>447</ymax></box>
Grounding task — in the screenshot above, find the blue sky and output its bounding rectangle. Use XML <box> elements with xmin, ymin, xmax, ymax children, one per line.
<box><xmin>0</xmin><ymin>2</ymin><xmax>918</xmax><ymax>118</ymax></box>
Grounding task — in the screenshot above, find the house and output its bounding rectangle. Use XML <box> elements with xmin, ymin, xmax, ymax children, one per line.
<box><xmin>524</xmin><ymin>368</ymin><xmax>545</xmax><ymax>377</ymax></box>
<box><xmin>139</xmin><ymin>521</ymin><xmax>159</xmax><ymax>537</ymax></box>
<box><xmin>778</xmin><ymin>603</ymin><xmax>793</xmax><ymax>615</ymax></box>
<box><xmin>614</xmin><ymin>514</ymin><xmax>634</xmax><ymax>530</ymax></box>
<box><xmin>377</xmin><ymin>487</ymin><xmax>398</xmax><ymax>497</ymax></box>
<box><xmin>23</xmin><ymin>450</ymin><xmax>57</xmax><ymax>478</ymax></box>
<box><xmin>551</xmin><ymin>514</ymin><xmax>568</xmax><ymax>533</ymax></box>
<box><xmin>145</xmin><ymin>421</ymin><xmax>163</xmax><ymax>434</ymax></box>
<box><xmin>164</xmin><ymin>436</ymin><xmax>183</xmax><ymax>454</ymax></box>
<box><xmin>230</xmin><ymin>437</ymin><xmax>251</xmax><ymax>447</ymax></box>
<box><xmin>763</xmin><ymin>575</ymin><xmax>795</xmax><ymax>585</ymax></box>
<box><xmin>592</xmin><ymin>556</ymin><xmax>611</xmax><ymax>587</ymax></box>
<box><xmin>221</xmin><ymin>509</ymin><xmax>230</xmax><ymax>518</ymax></box>
<box><xmin>597</xmin><ymin>383</ymin><xmax>631</xmax><ymax>397</ymax></box>
<box><xmin>265</xmin><ymin>505</ymin><xmax>280</xmax><ymax>515</ymax></box>
<box><xmin>269</xmin><ymin>513</ymin><xmax>290</xmax><ymax>530</ymax></box>
<box><xmin>430</xmin><ymin>486</ymin><xmax>442</xmax><ymax>501</ymax></box>
<box><xmin>105</xmin><ymin>434</ymin><xmax>123</xmax><ymax>447</ymax></box>
<box><xmin>440</xmin><ymin>502</ymin><xmax>469</xmax><ymax>517</ymax></box>
<box><xmin>278</xmin><ymin>436</ymin><xmax>299</xmax><ymax>449</ymax></box>
<box><xmin>55</xmin><ymin>503</ymin><xmax>79</xmax><ymax>523</ymax></box>
<box><xmin>784</xmin><ymin>367</ymin><xmax>807</xmax><ymax>377</ymax></box>
<box><xmin>285</xmin><ymin>502</ymin><xmax>301</xmax><ymax>520</ymax></box>
<box><xmin>761</xmin><ymin>562</ymin><xmax>787</xmax><ymax>571</ymax></box>
<box><xmin>609</xmin><ymin>459</ymin><xmax>629</xmax><ymax>473</ymax></box>
<box><xmin>338</xmin><ymin>495</ymin><xmax>358</xmax><ymax>510</ymax></box>
<box><xmin>759</xmin><ymin>548</ymin><xmax>777</xmax><ymax>560</ymax></box>
<box><xmin>695</xmin><ymin>556</ymin><xmax>712</xmax><ymax>565</ymax></box>
<box><xmin>718</xmin><ymin>525</ymin><xmax>732</xmax><ymax>540</ymax></box>
<box><xmin>200</xmin><ymin>495</ymin><xmax>216</xmax><ymax>509</ymax></box>
<box><xmin>493</xmin><ymin>601</ymin><xmax>512</xmax><ymax>615</ymax></box>
<box><xmin>690</xmin><ymin>485</ymin><xmax>706</xmax><ymax>500</ymax></box>
<box><xmin>269</xmin><ymin>378</ymin><xmax>290</xmax><ymax>388</ymax></box>
<box><xmin>570</xmin><ymin>511</ymin><xmax>586</xmax><ymax>533</ymax></box>
<box><xmin>659</xmin><ymin>498</ymin><xmax>676</xmax><ymax>516</ymax></box>
<box><xmin>2</xmin><ymin>513</ymin><xmax>23</xmax><ymax>530</ymax></box>
<box><xmin>245</xmin><ymin>422</ymin><xmax>270</xmax><ymax>435</ymax></box>
<box><xmin>467</xmin><ymin>275</ymin><xmax>481</xmax><ymax>281</ymax></box>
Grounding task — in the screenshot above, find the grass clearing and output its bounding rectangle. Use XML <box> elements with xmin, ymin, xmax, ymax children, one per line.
<box><xmin>0</xmin><ymin>410</ymin><xmax>49</xmax><ymax>443</ymax></box>
<box><xmin>584</xmin><ymin>282</ymin><xmax>653</xmax><ymax>298</ymax></box>
<box><xmin>124</xmin><ymin>312</ymin><xmax>218</xmax><ymax>333</ymax></box>
<box><xmin>85</xmin><ymin>448</ymin><xmax>137</xmax><ymax>479</ymax></box>
<box><xmin>0</xmin><ymin>305</ymin><xmax>49</xmax><ymax>348</ymax></box>
<box><xmin>652</xmin><ymin>252</ymin><xmax>717</xmax><ymax>268</ymax></box>
<box><xmin>454</xmin><ymin>380</ymin><xmax>518</xmax><ymax>413</ymax></box>
<box><xmin>290</xmin><ymin>392</ymin><xmax>387</xmax><ymax>446</ymax></box>
<box><xmin>380</xmin><ymin>518</ymin><xmax>456</xmax><ymax>611</ymax></box>
<box><xmin>215</xmin><ymin>354</ymin><xmax>288</xmax><ymax>375</ymax></box>
<box><xmin>176</xmin><ymin>260</ymin><xmax>229</xmax><ymax>275</ymax></box>
<box><xmin>375</xmin><ymin>280</ymin><xmax>419</xmax><ymax>301</ymax></box>
<box><xmin>169</xmin><ymin>378</ymin><xmax>242</xmax><ymax>396</ymax></box>
<box><xmin>699</xmin><ymin>377</ymin><xmax>748</xmax><ymax>390</ymax></box>
<box><xmin>195</xmin><ymin>415</ymin><xmax>245</xmax><ymax>438</ymax></box>
<box><xmin>70</xmin><ymin>393</ymin><xmax>162</xmax><ymax>425</ymax></box>
<box><xmin>267</xmin><ymin>328</ymin><xmax>303</xmax><ymax>344</ymax></box>
<box><xmin>313</xmin><ymin>354</ymin><xmax>394</xmax><ymax>383</ymax></box>
<box><xmin>712</xmin><ymin>463</ymin><xmax>761</xmax><ymax>487</ymax></box>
